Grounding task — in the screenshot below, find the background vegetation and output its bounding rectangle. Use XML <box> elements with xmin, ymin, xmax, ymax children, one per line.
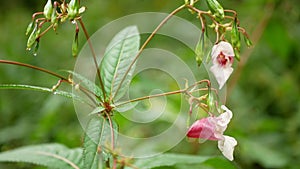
<box><xmin>0</xmin><ymin>0</ymin><xmax>299</xmax><ymax>168</ymax></box>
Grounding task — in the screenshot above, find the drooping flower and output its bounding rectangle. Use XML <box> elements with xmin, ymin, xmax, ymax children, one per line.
<box><xmin>187</xmin><ymin>105</ymin><xmax>237</xmax><ymax>161</ymax></box>
<box><xmin>210</xmin><ymin>41</ymin><xmax>235</xmax><ymax>89</ymax></box>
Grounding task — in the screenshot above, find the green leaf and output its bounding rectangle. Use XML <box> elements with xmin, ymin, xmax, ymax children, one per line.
<box><xmin>131</xmin><ymin>154</ymin><xmax>214</xmax><ymax>169</ymax></box>
<box><xmin>202</xmin><ymin>157</ymin><xmax>237</xmax><ymax>169</ymax></box>
<box><xmin>0</xmin><ymin>143</ymin><xmax>83</xmax><ymax>169</ymax></box>
<box><xmin>0</xmin><ymin>84</ymin><xmax>84</xmax><ymax>102</ymax></box>
<box><xmin>100</xmin><ymin>26</ymin><xmax>140</xmax><ymax>101</ymax></box>
<box><xmin>67</xmin><ymin>71</ymin><xmax>103</xmax><ymax>98</ymax></box>
<box><xmin>88</xmin><ymin>106</ymin><xmax>105</xmax><ymax>116</ymax></box>
<box><xmin>82</xmin><ymin>116</ymin><xmax>118</xmax><ymax>169</ymax></box>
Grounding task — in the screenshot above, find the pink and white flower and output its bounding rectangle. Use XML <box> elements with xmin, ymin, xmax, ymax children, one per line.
<box><xmin>210</xmin><ymin>41</ymin><xmax>235</xmax><ymax>89</ymax></box>
<box><xmin>187</xmin><ymin>105</ymin><xmax>237</xmax><ymax>161</ymax></box>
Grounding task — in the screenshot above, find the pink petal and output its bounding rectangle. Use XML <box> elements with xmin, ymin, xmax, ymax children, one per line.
<box><xmin>187</xmin><ymin>118</ymin><xmax>218</xmax><ymax>140</ymax></box>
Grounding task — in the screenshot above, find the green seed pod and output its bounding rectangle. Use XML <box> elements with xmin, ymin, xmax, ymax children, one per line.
<box><xmin>26</xmin><ymin>24</ymin><xmax>38</xmax><ymax>50</ymax></box>
<box><xmin>26</xmin><ymin>21</ymin><xmax>34</xmax><ymax>36</ymax></box>
<box><xmin>231</xmin><ymin>18</ymin><xmax>241</xmax><ymax>61</ymax></box>
<box><xmin>72</xmin><ymin>32</ymin><xmax>79</xmax><ymax>57</ymax></box>
<box><xmin>205</xmin><ymin>0</ymin><xmax>224</xmax><ymax>22</ymax></box>
<box><xmin>207</xmin><ymin>88</ymin><xmax>215</xmax><ymax>113</ymax></box>
<box><xmin>51</xmin><ymin>6</ymin><xmax>57</xmax><ymax>24</ymax></box>
<box><xmin>234</xmin><ymin>48</ymin><xmax>240</xmax><ymax>61</ymax></box>
<box><xmin>33</xmin><ymin>40</ymin><xmax>39</xmax><ymax>56</ymax></box>
<box><xmin>231</xmin><ymin>18</ymin><xmax>240</xmax><ymax>49</ymax></box>
<box><xmin>68</xmin><ymin>0</ymin><xmax>79</xmax><ymax>19</ymax></box>
<box><xmin>43</xmin><ymin>0</ymin><xmax>53</xmax><ymax>20</ymax></box>
<box><xmin>244</xmin><ymin>35</ymin><xmax>253</xmax><ymax>47</ymax></box>
<box><xmin>195</xmin><ymin>32</ymin><xmax>205</xmax><ymax>66</ymax></box>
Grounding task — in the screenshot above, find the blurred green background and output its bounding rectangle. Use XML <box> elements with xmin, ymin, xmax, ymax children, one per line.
<box><xmin>0</xmin><ymin>0</ymin><xmax>299</xmax><ymax>168</ymax></box>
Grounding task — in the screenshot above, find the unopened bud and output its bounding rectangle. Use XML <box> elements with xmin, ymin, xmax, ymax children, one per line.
<box><xmin>244</xmin><ymin>35</ymin><xmax>253</xmax><ymax>47</ymax></box>
<box><xmin>234</xmin><ymin>48</ymin><xmax>240</xmax><ymax>61</ymax></box>
<box><xmin>43</xmin><ymin>0</ymin><xmax>53</xmax><ymax>20</ymax></box>
<box><xmin>33</xmin><ymin>39</ymin><xmax>39</xmax><ymax>56</ymax></box>
<box><xmin>27</xmin><ymin>24</ymin><xmax>38</xmax><ymax>50</ymax></box>
<box><xmin>26</xmin><ymin>21</ymin><xmax>34</xmax><ymax>36</ymax></box>
<box><xmin>195</xmin><ymin>32</ymin><xmax>205</xmax><ymax>66</ymax></box>
<box><xmin>72</xmin><ymin>31</ymin><xmax>79</xmax><ymax>57</ymax></box>
<box><xmin>68</xmin><ymin>0</ymin><xmax>79</xmax><ymax>19</ymax></box>
<box><xmin>231</xmin><ymin>18</ymin><xmax>241</xmax><ymax>61</ymax></box>
<box><xmin>207</xmin><ymin>89</ymin><xmax>215</xmax><ymax>113</ymax></box>
<box><xmin>205</xmin><ymin>0</ymin><xmax>224</xmax><ymax>22</ymax></box>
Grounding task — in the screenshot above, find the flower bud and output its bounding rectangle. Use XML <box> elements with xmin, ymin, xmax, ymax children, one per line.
<box><xmin>27</xmin><ymin>24</ymin><xmax>38</xmax><ymax>50</ymax></box>
<box><xmin>195</xmin><ymin>33</ymin><xmax>205</xmax><ymax>66</ymax></box>
<box><xmin>207</xmin><ymin>88</ymin><xmax>215</xmax><ymax>113</ymax></box>
<box><xmin>231</xmin><ymin>18</ymin><xmax>241</xmax><ymax>61</ymax></box>
<box><xmin>68</xmin><ymin>0</ymin><xmax>79</xmax><ymax>19</ymax></box>
<box><xmin>243</xmin><ymin>35</ymin><xmax>253</xmax><ymax>47</ymax></box>
<box><xmin>25</xmin><ymin>21</ymin><xmax>34</xmax><ymax>36</ymax></box>
<box><xmin>43</xmin><ymin>0</ymin><xmax>53</xmax><ymax>20</ymax></box>
<box><xmin>234</xmin><ymin>48</ymin><xmax>240</xmax><ymax>61</ymax></box>
<box><xmin>72</xmin><ymin>31</ymin><xmax>79</xmax><ymax>57</ymax></box>
<box><xmin>205</xmin><ymin>0</ymin><xmax>224</xmax><ymax>22</ymax></box>
<box><xmin>33</xmin><ymin>39</ymin><xmax>39</xmax><ymax>56</ymax></box>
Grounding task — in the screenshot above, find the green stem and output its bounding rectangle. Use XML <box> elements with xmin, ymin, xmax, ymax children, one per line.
<box><xmin>105</xmin><ymin>113</ymin><xmax>116</xmax><ymax>169</ymax></box>
<box><xmin>112</xmin><ymin>4</ymin><xmax>186</xmax><ymax>101</ymax></box>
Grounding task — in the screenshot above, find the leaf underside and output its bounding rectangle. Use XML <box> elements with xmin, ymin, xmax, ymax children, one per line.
<box><xmin>0</xmin><ymin>143</ymin><xmax>83</xmax><ymax>169</ymax></box>
<box><xmin>82</xmin><ymin>115</ymin><xmax>118</xmax><ymax>169</ymax></box>
<box><xmin>100</xmin><ymin>26</ymin><xmax>140</xmax><ymax>101</ymax></box>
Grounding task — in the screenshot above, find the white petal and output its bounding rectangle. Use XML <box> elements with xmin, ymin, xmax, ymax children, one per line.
<box><xmin>216</xmin><ymin>41</ymin><xmax>235</xmax><ymax>56</ymax></box>
<box><xmin>218</xmin><ymin>135</ymin><xmax>237</xmax><ymax>161</ymax></box>
<box><xmin>210</xmin><ymin>64</ymin><xmax>233</xmax><ymax>89</ymax></box>
<box><xmin>217</xmin><ymin>105</ymin><xmax>233</xmax><ymax>126</ymax></box>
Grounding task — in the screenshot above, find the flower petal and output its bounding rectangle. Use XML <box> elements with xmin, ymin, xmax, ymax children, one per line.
<box><xmin>187</xmin><ymin>118</ymin><xmax>218</xmax><ymax>140</ymax></box>
<box><xmin>217</xmin><ymin>135</ymin><xmax>237</xmax><ymax>161</ymax></box>
<box><xmin>216</xmin><ymin>105</ymin><xmax>233</xmax><ymax>126</ymax></box>
<box><xmin>211</xmin><ymin>41</ymin><xmax>234</xmax><ymax>59</ymax></box>
<box><xmin>210</xmin><ymin>64</ymin><xmax>233</xmax><ymax>89</ymax></box>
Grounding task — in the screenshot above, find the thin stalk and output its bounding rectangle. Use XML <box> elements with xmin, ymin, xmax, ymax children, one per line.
<box><xmin>37</xmin><ymin>24</ymin><xmax>54</xmax><ymax>38</ymax></box>
<box><xmin>78</xmin><ymin>18</ymin><xmax>106</xmax><ymax>102</ymax></box>
<box><xmin>112</xmin><ymin>4</ymin><xmax>186</xmax><ymax>100</ymax></box>
<box><xmin>115</xmin><ymin>89</ymin><xmax>186</xmax><ymax>108</ymax></box>
<box><xmin>105</xmin><ymin>113</ymin><xmax>116</xmax><ymax>169</ymax></box>
<box><xmin>0</xmin><ymin>60</ymin><xmax>68</xmax><ymax>81</ymax></box>
<box><xmin>115</xmin><ymin>79</ymin><xmax>210</xmax><ymax>108</ymax></box>
<box><xmin>0</xmin><ymin>60</ymin><xmax>98</xmax><ymax>106</ymax></box>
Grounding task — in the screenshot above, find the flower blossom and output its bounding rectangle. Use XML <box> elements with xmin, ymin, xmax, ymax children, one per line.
<box><xmin>187</xmin><ymin>105</ymin><xmax>237</xmax><ymax>161</ymax></box>
<box><xmin>210</xmin><ymin>41</ymin><xmax>235</xmax><ymax>89</ymax></box>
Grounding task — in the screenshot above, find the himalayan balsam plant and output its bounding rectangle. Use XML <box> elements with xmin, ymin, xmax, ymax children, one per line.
<box><xmin>0</xmin><ymin>0</ymin><xmax>252</xmax><ymax>168</ymax></box>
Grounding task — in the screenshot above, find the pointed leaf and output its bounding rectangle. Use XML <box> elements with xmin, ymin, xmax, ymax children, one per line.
<box><xmin>100</xmin><ymin>26</ymin><xmax>140</xmax><ymax>101</ymax></box>
<box><xmin>88</xmin><ymin>106</ymin><xmax>105</xmax><ymax>116</ymax></box>
<box><xmin>82</xmin><ymin>116</ymin><xmax>118</xmax><ymax>169</ymax></box>
<box><xmin>0</xmin><ymin>143</ymin><xmax>82</xmax><ymax>169</ymax></box>
<box><xmin>130</xmin><ymin>153</ymin><xmax>213</xmax><ymax>169</ymax></box>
